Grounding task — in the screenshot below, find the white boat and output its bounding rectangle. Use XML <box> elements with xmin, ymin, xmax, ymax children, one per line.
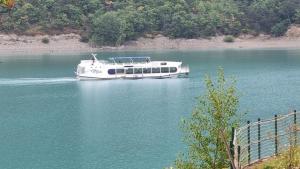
<box><xmin>76</xmin><ymin>54</ymin><xmax>189</xmax><ymax>80</ymax></box>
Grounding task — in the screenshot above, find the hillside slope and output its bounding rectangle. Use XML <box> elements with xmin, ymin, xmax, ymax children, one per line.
<box><xmin>1</xmin><ymin>0</ymin><xmax>300</xmax><ymax>47</ymax></box>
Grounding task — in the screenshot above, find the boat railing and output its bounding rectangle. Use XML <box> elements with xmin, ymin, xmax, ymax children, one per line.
<box><xmin>104</xmin><ymin>62</ymin><xmax>151</xmax><ymax>66</ymax></box>
<box><xmin>109</xmin><ymin>57</ymin><xmax>151</xmax><ymax>64</ymax></box>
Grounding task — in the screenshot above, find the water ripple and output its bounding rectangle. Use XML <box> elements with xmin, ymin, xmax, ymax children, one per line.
<box><xmin>0</xmin><ymin>77</ymin><xmax>77</xmax><ymax>86</ymax></box>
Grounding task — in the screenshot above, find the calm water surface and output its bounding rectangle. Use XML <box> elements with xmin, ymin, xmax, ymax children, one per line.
<box><xmin>1</xmin><ymin>49</ymin><xmax>300</xmax><ymax>169</ymax></box>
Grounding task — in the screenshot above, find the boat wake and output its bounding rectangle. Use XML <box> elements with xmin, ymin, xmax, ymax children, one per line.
<box><xmin>0</xmin><ymin>77</ymin><xmax>77</xmax><ymax>86</ymax></box>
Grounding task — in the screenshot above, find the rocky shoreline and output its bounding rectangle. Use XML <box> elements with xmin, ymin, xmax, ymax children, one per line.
<box><xmin>1</xmin><ymin>26</ymin><xmax>300</xmax><ymax>56</ymax></box>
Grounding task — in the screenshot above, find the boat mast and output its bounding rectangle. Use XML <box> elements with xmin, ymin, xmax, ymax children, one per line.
<box><xmin>91</xmin><ymin>53</ymin><xmax>98</xmax><ymax>61</ymax></box>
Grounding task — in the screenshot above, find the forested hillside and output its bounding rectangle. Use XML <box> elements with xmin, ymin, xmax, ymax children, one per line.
<box><xmin>1</xmin><ymin>0</ymin><xmax>300</xmax><ymax>46</ymax></box>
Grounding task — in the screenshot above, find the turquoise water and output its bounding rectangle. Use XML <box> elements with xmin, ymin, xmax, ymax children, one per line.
<box><xmin>1</xmin><ymin>49</ymin><xmax>300</xmax><ymax>169</ymax></box>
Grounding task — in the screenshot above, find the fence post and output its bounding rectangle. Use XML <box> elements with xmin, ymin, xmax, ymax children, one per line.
<box><xmin>233</xmin><ymin>131</ymin><xmax>239</xmax><ymax>169</ymax></box>
<box><xmin>238</xmin><ymin>146</ymin><xmax>241</xmax><ymax>169</ymax></box>
<box><xmin>230</xmin><ymin>127</ymin><xmax>235</xmax><ymax>169</ymax></box>
<box><xmin>258</xmin><ymin>118</ymin><xmax>261</xmax><ymax>160</ymax></box>
<box><xmin>274</xmin><ymin>114</ymin><xmax>278</xmax><ymax>155</ymax></box>
<box><xmin>294</xmin><ymin>110</ymin><xmax>297</xmax><ymax>145</ymax></box>
<box><xmin>247</xmin><ymin>121</ymin><xmax>251</xmax><ymax>165</ymax></box>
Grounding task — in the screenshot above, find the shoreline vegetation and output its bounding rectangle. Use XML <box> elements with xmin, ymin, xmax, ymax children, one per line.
<box><xmin>1</xmin><ymin>0</ymin><xmax>300</xmax><ymax>55</ymax></box>
<box><xmin>1</xmin><ymin>25</ymin><xmax>300</xmax><ymax>56</ymax></box>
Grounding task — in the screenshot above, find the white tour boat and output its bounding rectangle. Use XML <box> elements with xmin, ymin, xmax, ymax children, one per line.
<box><xmin>76</xmin><ymin>54</ymin><xmax>189</xmax><ymax>80</ymax></box>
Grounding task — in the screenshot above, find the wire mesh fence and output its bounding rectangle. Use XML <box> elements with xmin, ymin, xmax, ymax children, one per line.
<box><xmin>234</xmin><ymin>110</ymin><xmax>300</xmax><ymax>168</ymax></box>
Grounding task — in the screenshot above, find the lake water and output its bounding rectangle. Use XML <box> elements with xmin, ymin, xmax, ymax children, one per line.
<box><xmin>1</xmin><ymin>49</ymin><xmax>300</xmax><ymax>169</ymax></box>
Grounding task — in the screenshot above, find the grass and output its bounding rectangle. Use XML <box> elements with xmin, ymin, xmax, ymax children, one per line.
<box><xmin>248</xmin><ymin>146</ymin><xmax>300</xmax><ymax>169</ymax></box>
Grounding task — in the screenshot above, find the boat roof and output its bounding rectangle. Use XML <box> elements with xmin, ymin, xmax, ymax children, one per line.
<box><xmin>109</xmin><ymin>57</ymin><xmax>151</xmax><ymax>63</ymax></box>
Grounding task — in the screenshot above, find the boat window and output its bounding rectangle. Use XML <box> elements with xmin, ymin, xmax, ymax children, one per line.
<box><xmin>91</xmin><ymin>69</ymin><xmax>101</xmax><ymax>74</ymax></box>
<box><xmin>152</xmin><ymin>67</ymin><xmax>160</xmax><ymax>73</ymax></box>
<box><xmin>116</xmin><ymin>69</ymin><xmax>125</xmax><ymax>74</ymax></box>
<box><xmin>108</xmin><ymin>69</ymin><xmax>116</xmax><ymax>75</ymax></box>
<box><xmin>161</xmin><ymin>62</ymin><xmax>167</xmax><ymax>65</ymax></box>
<box><xmin>125</xmin><ymin>68</ymin><xmax>133</xmax><ymax>74</ymax></box>
<box><xmin>134</xmin><ymin>68</ymin><xmax>142</xmax><ymax>74</ymax></box>
<box><xmin>161</xmin><ymin>67</ymin><xmax>169</xmax><ymax>73</ymax></box>
<box><xmin>143</xmin><ymin>68</ymin><xmax>151</xmax><ymax>74</ymax></box>
<box><xmin>170</xmin><ymin>67</ymin><xmax>177</xmax><ymax>73</ymax></box>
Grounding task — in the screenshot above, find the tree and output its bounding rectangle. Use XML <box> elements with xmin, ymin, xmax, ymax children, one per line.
<box><xmin>194</xmin><ymin>0</ymin><xmax>243</xmax><ymax>36</ymax></box>
<box><xmin>11</xmin><ymin>2</ymin><xmax>37</xmax><ymax>31</ymax></box>
<box><xmin>0</xmin><ymin>0</ymin><xmax>15</xmax><ymax>10</ymax></box>
<box><xmin>245</xmin><ymin>0</ymin><xmax>300</xmax><ymax>34</ymax></box>
<box><xmin>90</xmin><ymin>11</ymin><xmax>125</xmax><ymax>46</ymax></box>
<box><xmin>79</xmin><ymin>0</ymin><xmax>104</xmax><ymax>15</ymax></box>
<box><xmin>175</xmin><ymin>68</ymin><xmax>240</xmax><ymax>169</ymax></box>
<box><xmin>118</xmin><ymin>6</ymin><xmax>147</xmax><ymax>40</ymax></box>
<box><xmin>271</xmin><ymin>20</ymin><xmax>290</xmax><ymax>37</ymax></box>
<box><xmin>156</xmin><ymin>0</ymin><xmax>199</xmax><ymax>38</ymax></box>
<box><xmin>295</xmin><ymin>9</ymin><xmax>300</xmax><ymax>24</ymax></box>
<box><xmin>63</xmin><ymin>4</ymin><xmax>83</xmax><ymax>27</ymax></box>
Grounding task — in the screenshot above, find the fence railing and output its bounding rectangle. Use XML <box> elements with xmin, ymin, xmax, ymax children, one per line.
<box><xmin>234</xmin><ymin>110</ymin><xmax>300</xmax><ymax>168</ymax></box>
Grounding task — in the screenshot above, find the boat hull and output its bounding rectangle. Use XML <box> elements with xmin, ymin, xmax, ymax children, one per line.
<box><xmin>76</xmin><ymin>56</ymin><xmax>189</xmax><ymax>81</ymax></box>
<box><xmin>76</xmin><ymin>73</ymin><xmax>187</xmax><ymax>80</ymax></box>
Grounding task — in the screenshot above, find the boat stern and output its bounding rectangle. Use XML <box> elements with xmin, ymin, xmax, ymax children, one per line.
<box><xmin>178</xmin><ymin>65</ymin><xmax>189</xmax><ymax>77</ymax></box>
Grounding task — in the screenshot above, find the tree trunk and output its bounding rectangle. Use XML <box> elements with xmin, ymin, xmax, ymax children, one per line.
<box><xmin>220</xmin><ymin>129</ymin><xmax>236</xmax><ymax>169</ymax></box>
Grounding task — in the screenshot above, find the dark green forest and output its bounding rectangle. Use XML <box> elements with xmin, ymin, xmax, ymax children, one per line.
<box><xmin>1</xmin><ymin>0</ymin><xmax>300</xmax><ymax>46</ymax></box>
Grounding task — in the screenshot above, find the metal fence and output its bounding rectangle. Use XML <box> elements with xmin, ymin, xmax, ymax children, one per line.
<box><xmin>234</xmin><ymin>110</ymin><xmax>300</xmax><ymax>168</ymax></box>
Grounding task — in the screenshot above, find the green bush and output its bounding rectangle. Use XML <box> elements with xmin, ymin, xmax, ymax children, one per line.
<box><xmin>250</xmin><ymin>30</ymin><xmax>260</xmax><ymax>37</ymax></box>
<box><xmin>41</xmin><ymin>37</ymin><xmax>50</xmax><ymax>44</ymax></box>
<box><xmin>79</xmin><ymin>35</ymin><xmax>89</xmax><ymax>43</ymax></box>
<box><xmin>271</xmin><ymin>20</ymin><xmax>289</xmax><ymax>37</ymax></box>
<box><xmin>295</xmin><ymin>10</ymin><xmax>300</xmax><ymax>24</ymax></box>
<box><xmin>223</xmin><ymin>35</ymin><xmax>235</xmax><ymax>43</ymax></box>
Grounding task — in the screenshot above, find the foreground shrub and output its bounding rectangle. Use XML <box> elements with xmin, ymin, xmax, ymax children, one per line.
<box><xmin>175</xmin><ymin>68</ymin><xmax>240</xmax><ymax>169</ymax></box>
